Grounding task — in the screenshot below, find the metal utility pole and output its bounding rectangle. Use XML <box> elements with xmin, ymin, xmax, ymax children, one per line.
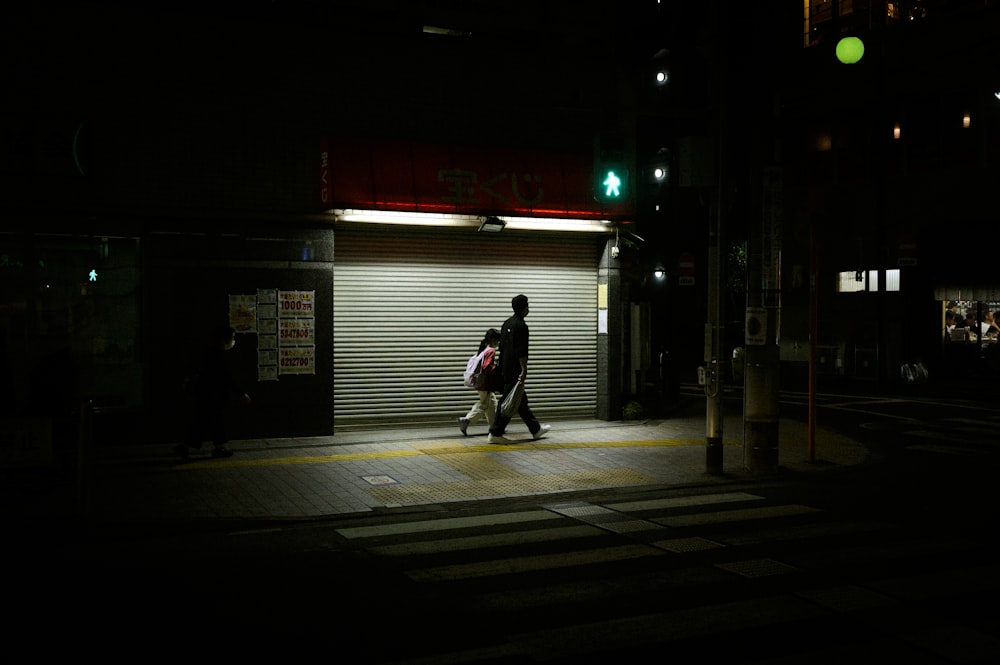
<box><xmin>705</xmin><ymin>180</ymin><xmax>724</xmax><ymax>474</ymax></box>
<box><xmin>704</xmin><ymin>0</ymin><xmax>725</xmax><ymax>474</ymax></box>
<box><xmin>744</xmin><ymin>166</ymin><xmax>782</xmax><ymax>476</ymax></box>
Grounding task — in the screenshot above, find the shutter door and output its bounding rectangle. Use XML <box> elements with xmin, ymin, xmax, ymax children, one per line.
<box><xmin>333</xmin><ymin>226</ymin><xmax>600</xmax><ymax>430</ymax></box>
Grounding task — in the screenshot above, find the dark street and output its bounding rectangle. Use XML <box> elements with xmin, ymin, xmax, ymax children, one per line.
<box><xmin>8</xmin><ymin>390</ymin><xmax>1000</xmax><ymax>663</ymax></box>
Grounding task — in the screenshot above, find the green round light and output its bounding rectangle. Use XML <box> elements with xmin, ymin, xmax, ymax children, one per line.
<box><xmin>836</xmin><ymin>36</ymin><xmax>864</xmax><ymax>64</ymax></box>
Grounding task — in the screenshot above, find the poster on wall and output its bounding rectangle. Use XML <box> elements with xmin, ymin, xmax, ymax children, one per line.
<box><xmin>240</xmin><ymin>289</ymin><xmax>316</xmax><ymax>380</ymax></box>
<box><xmin>257</xmin><ymin>289</ymin><xmax>279</xmax><ymax>381</ymax></box>
<box><xmin>229</xmin><ymin>294</ymin><xmax>257</xmax><ymax>333</ymax></box>
<box><xmin>278</xmin><ymin>290</ymin><xmax>315</xmax><ymax>376</ymax></box>
<box><xmin>258</xmin><ymin>316</ymin><xmax>277</xmax><ymax>353</ymax></box>
<box><xmin>279</xmin><ymin>347</ymin><xmax>315</xmax><ymax>374</ymax></box>
<box><xmin>278</xmin><ymin>289</ymin><xmax>314</xmax><ymax>317</ymax></box>
<box><xmin>279</xmin><ymin>318</ymin><xmax>315</xmax><ymax>345</ymax></box>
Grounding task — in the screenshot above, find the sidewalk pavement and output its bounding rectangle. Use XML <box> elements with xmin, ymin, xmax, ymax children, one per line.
<box><xmin>5</xmin><ymin>395</ymin><xmax>870</xmax><ymax>530</ymax></box>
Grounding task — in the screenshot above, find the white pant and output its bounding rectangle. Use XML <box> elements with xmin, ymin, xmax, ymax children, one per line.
<box><xmin>464</xmin><ymin>390</ymin><xmax>498</xmax><ymax>426</ymax></box>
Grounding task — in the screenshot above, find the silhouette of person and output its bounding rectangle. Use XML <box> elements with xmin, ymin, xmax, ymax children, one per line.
<box><xmin>488</xmin><ymin>294</ymin><xmax>550</xmax><ymax>444</ymax></box>
<box><xmin>459</xmin><ymin>328</ymin><xmax>501</xmax><ymax>435</ymax></box>
<box><xmin>174</xmin><ymin>324</ymin><xmax>250</xmax><ymax>460</ymax></box>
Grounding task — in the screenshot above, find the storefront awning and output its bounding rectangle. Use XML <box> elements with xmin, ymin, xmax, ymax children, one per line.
<box><xmin>319</xmin><ymin>136</ymin><xmax>634</xmax><ymax>220</ymax></box>
<box><xmin>935</xmin><ymin>286</ymin><xmax>1000</xmax><ymax>301</ymax></box>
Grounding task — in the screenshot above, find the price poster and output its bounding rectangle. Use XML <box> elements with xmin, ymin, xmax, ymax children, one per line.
<box><xmin>252</xmin><ymin>289</ymin><xmax>316</xmax><ymax>378</ymax></box>
<box><xmin>279</xmin><ymin>318</ymin><xmax>315</xmax><ymax>345</ymax></box>
<box><xmin>278</xmin><ymin>290</ymin><xmax>314</xmax><ymax>317</ymax></box>
<box><xmin>277</xmin><ymin>289</ymin><xmax>315</xmax><ymax>375</ymax></box>
<box><xmin>278</xmin><ymin>347</ymin><xmax>315</xmax><ymax>374</ymax></box>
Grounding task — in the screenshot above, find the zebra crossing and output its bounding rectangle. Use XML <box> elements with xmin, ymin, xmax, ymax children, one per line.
<box><xmin>331</xmin><ymin>490</ymin><xmax>999</xmax><ymax>663</ymax></box>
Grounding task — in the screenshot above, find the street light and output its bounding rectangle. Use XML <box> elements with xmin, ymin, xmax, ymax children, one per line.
<box><xmin>836</xmin><ymin>36</ymin><xmax>865</xmax><ymax>64</ymax></box>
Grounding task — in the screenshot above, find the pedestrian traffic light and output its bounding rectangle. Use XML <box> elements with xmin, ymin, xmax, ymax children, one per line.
<box><xmin>594</xmin><ymin>164</ymin><xmax>629</xmax><ymax>202</ymax></box>
<box><xmin>594</xmin><ymin>132</ymin><xmax>630</xmax><ymax>206</ymax></box>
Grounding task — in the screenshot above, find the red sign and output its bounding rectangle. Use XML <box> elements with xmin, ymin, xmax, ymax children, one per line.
<box><xmin>898</xmin><ymin>235</ymin><xmax>917</xmax><ymax>266</ymax></box>
<box><xmin>679</xmin><ymin>252</ymin><xmax>695</xmax><ymax>276</ymax></box>
<box><xmin>320</xmin><ymin>136</ymin><xmax>332</xmax><ymax>207</ymax></box>
<box><xmin>321</xmin><ymin>136</ymin><xmax>633</xmax><ymax>219</ymax></box>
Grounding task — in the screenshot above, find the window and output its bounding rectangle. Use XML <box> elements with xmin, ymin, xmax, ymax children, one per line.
<box><xmin>837</xmin><ymin>269</ymin><xmax>900</xmax><ymax>292</ymax></box>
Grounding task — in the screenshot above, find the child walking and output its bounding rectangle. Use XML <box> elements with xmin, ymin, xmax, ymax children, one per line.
<box><xmin>458</xmin><ymin>328</ymin><xmax>501</xmax><ymax>435</ymax></box>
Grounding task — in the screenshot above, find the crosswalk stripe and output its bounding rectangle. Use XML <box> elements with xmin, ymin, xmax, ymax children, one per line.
<box><xmin>604</xmin><ymin>491</ymin><xmax>765</xmax><ymax>512</ymax></box>
<box><xmin>368</xmin><ymin>524</ymin><xmax>606</xmax><ymax>556</ymax></box>
<box><xmin>335</xmin><ymin>509</ymin><xmax>561</xmax><ymax>539</ymax></box>
<box><xmin>654</xmin><ymin>504</ymin><xmax>822</xmax><ymax>527</ymax></box>
<box><xmin>406</xmin><ymin>544</ymin><xmax>664</xmax><ymax>582</ymax></box>
<box><xmin>719</xmin><ymin>519</ymin><xmax>890</xmax><ymax>546</ymax></box>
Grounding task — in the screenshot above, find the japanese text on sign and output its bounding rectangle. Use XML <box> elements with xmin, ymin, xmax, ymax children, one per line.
<box><xmin>279</xmin><ymin>318</ymin><xmax>315</xmax><ymax>345</ymax></box>
<box><xmin>278</xmin><ymin>290</ymin><xmax>314</xmax><ymax>317</ymax></box>
<box><xmin>279</xmin><ymin>347</ymin><xmax>315</xmax><ymax>375</ymax></box>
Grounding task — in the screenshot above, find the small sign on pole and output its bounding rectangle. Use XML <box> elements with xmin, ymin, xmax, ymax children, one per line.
<box><xmin>898</xmin><ymin>235</ymin><xmax>917</xmax><ymax>266</ymax></box>
<box><xmin>745</xmin><ymin>307</ymin><xmax>767</xmax><ymax>346</ymax></box>
<box><xmin>678</xmin><ymin>252</ymin><xmax>695</xmax><ymax>286</ymax></box>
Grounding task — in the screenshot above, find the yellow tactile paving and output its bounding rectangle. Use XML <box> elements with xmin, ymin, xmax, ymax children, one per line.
<box><xmin>367</xmin><ymin>469</ymin><xmax>657</xmax><ymax>504</ymax></box>
<box><xmin>173</xmin><ymin>438</ymin><xmax>741</xmax><ymax>471</ymax></box>
<box><xmin>431</xmin><ymin>452</ymin><xmax>522</xmax><ymax>480</ymax></box>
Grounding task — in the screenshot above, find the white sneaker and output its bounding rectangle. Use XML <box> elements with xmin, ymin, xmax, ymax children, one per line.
<box><xmin>532</xmin><ymin>424</ymin><xmax>551</xmax><ymax>440</ymax></box>
<box><xmin>458</xmin><ymin>417</ymin><xmax>469</xmax><ymax>436</ymax></box>
<box><xmin>487</xmin><ymin>433</ymin><xmax>510</xmax><ymax>444</ymax></box>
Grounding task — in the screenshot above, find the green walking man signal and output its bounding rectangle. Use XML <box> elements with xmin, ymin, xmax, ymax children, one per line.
<box><xmin>594</xmin><ymin>165</ymin><xmax>628</xmax><ymax>202</ymax></box>
<box><xmin>603</xmin><ymin>170</ymin><xmax>622</xmax><ymax>197</ymax></box>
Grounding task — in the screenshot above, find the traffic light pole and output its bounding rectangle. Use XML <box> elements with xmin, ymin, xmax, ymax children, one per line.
<box><xmin>705</xmin><ymin>185</ymin><xmax>724</xmax><ymax>475</ymax></box>
<box><xmin>704</xmin><ymin>0</ymin><xmax>725</xmax><ymax>475</ymax></box>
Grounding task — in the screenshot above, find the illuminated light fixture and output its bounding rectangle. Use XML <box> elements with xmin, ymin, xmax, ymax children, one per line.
<box><xmin>651</xmin><ymin>47</ymin><xmax>670</xmax><ymax>87</ymax></box>
<box><xmin>422</xmin><ymin>25</ymin><xmax>470</xmax><ymax>37</ymax></box>
<box><xmin>994</xmin><ymin>91</ymin><xmax>1000</xmax><ymax>100</ymax></box>
<box><xmin>893</xmin><ymin>122</ymin><xmax>901</xmax><ymax>140</ymax></box>
<box><xmin>478</xmin><ymin>216</ymin><xmax>506</xmax><ymax>233</ymax></box>
<box><xmin>835</xmin><ymin>36</ymin><xmax>864</xmax><ymax>64</ymax></box>
<box><xmin>963</xmin><ymin>112</ymin><xmax>971</xmax><ymax>128</ymax></box>
<box><xmin>501</xmin><ymin>216</ymin><xmax>613</xmax><ymax>232</ymax></box>
<box><xmin>653</xmin><ymin>266</ymin><xmax>666</xmax><ymax>280</ymax></box>
<box><xmin>332</xmin><ymin>209</ymin><xmax>481</xmax><ymax>226</ymax></box>
<box><xmin>330</xmin><ymin>209</ymin><xmax>614</xmax><ymax>233</ymax></box>
<box><xmin>648</xmin><ymin>146</ymin><xmax>670</xmax><ymax>183</ymax></box>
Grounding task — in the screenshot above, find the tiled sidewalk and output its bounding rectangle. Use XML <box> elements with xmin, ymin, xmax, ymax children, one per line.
<box><xmin>72</xmin><ymin>411</ymin><xmax>867</xmax><ymax>524</ymax></box>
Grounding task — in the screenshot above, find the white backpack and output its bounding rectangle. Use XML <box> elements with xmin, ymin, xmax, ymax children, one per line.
<box><xmin>463</xmin><ymin>349</ymin><xmax>489</xmax><ymax>389</ymax></box>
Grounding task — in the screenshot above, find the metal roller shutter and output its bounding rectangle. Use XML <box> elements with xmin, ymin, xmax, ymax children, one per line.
<box><xmin>333</xmin><ymin>226</ymin><xmax>601</xmax><ymax>430</ymax></box>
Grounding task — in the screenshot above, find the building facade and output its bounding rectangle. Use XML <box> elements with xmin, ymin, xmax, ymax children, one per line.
<box><xmin>2</xmin><ymin>2</ymin><xmax>654</xmax><ymax>462</ymax></box>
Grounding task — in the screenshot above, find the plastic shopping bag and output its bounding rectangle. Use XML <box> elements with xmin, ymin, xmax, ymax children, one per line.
<box><xmin>500</xmin><ymin>381</ymin><xmax>525</xmax><ymax>418</ymax></box>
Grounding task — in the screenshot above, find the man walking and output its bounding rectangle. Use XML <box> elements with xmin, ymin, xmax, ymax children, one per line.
<box><xmin>488</xmin><ymin>294</ymin><xmax>551</xmax><ymax>444</ymax></box>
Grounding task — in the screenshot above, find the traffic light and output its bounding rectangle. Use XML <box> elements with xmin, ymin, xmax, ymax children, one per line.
<box><xmin>594</xmin><ymin>132</ymin><xmax>629</xmax><ymax>204</ymax></box>
<box><xmin>638</xmin><ymin>147</ymin><xmax>670</xmax><ymax>214</ymax></box>
<box><xmin>651</xmin><ymin>48</ymin><xmax>670</xmax><ymax>87</ymax></box>
<box><xmin>645</xmin><ymin>148</ymin><xmax>670</xmax><ymax>185</ymax></box>
<box><xmin>594</xmin><ymin>164</ymin><xmax>629</xmax><ymax>202</ymax></box>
